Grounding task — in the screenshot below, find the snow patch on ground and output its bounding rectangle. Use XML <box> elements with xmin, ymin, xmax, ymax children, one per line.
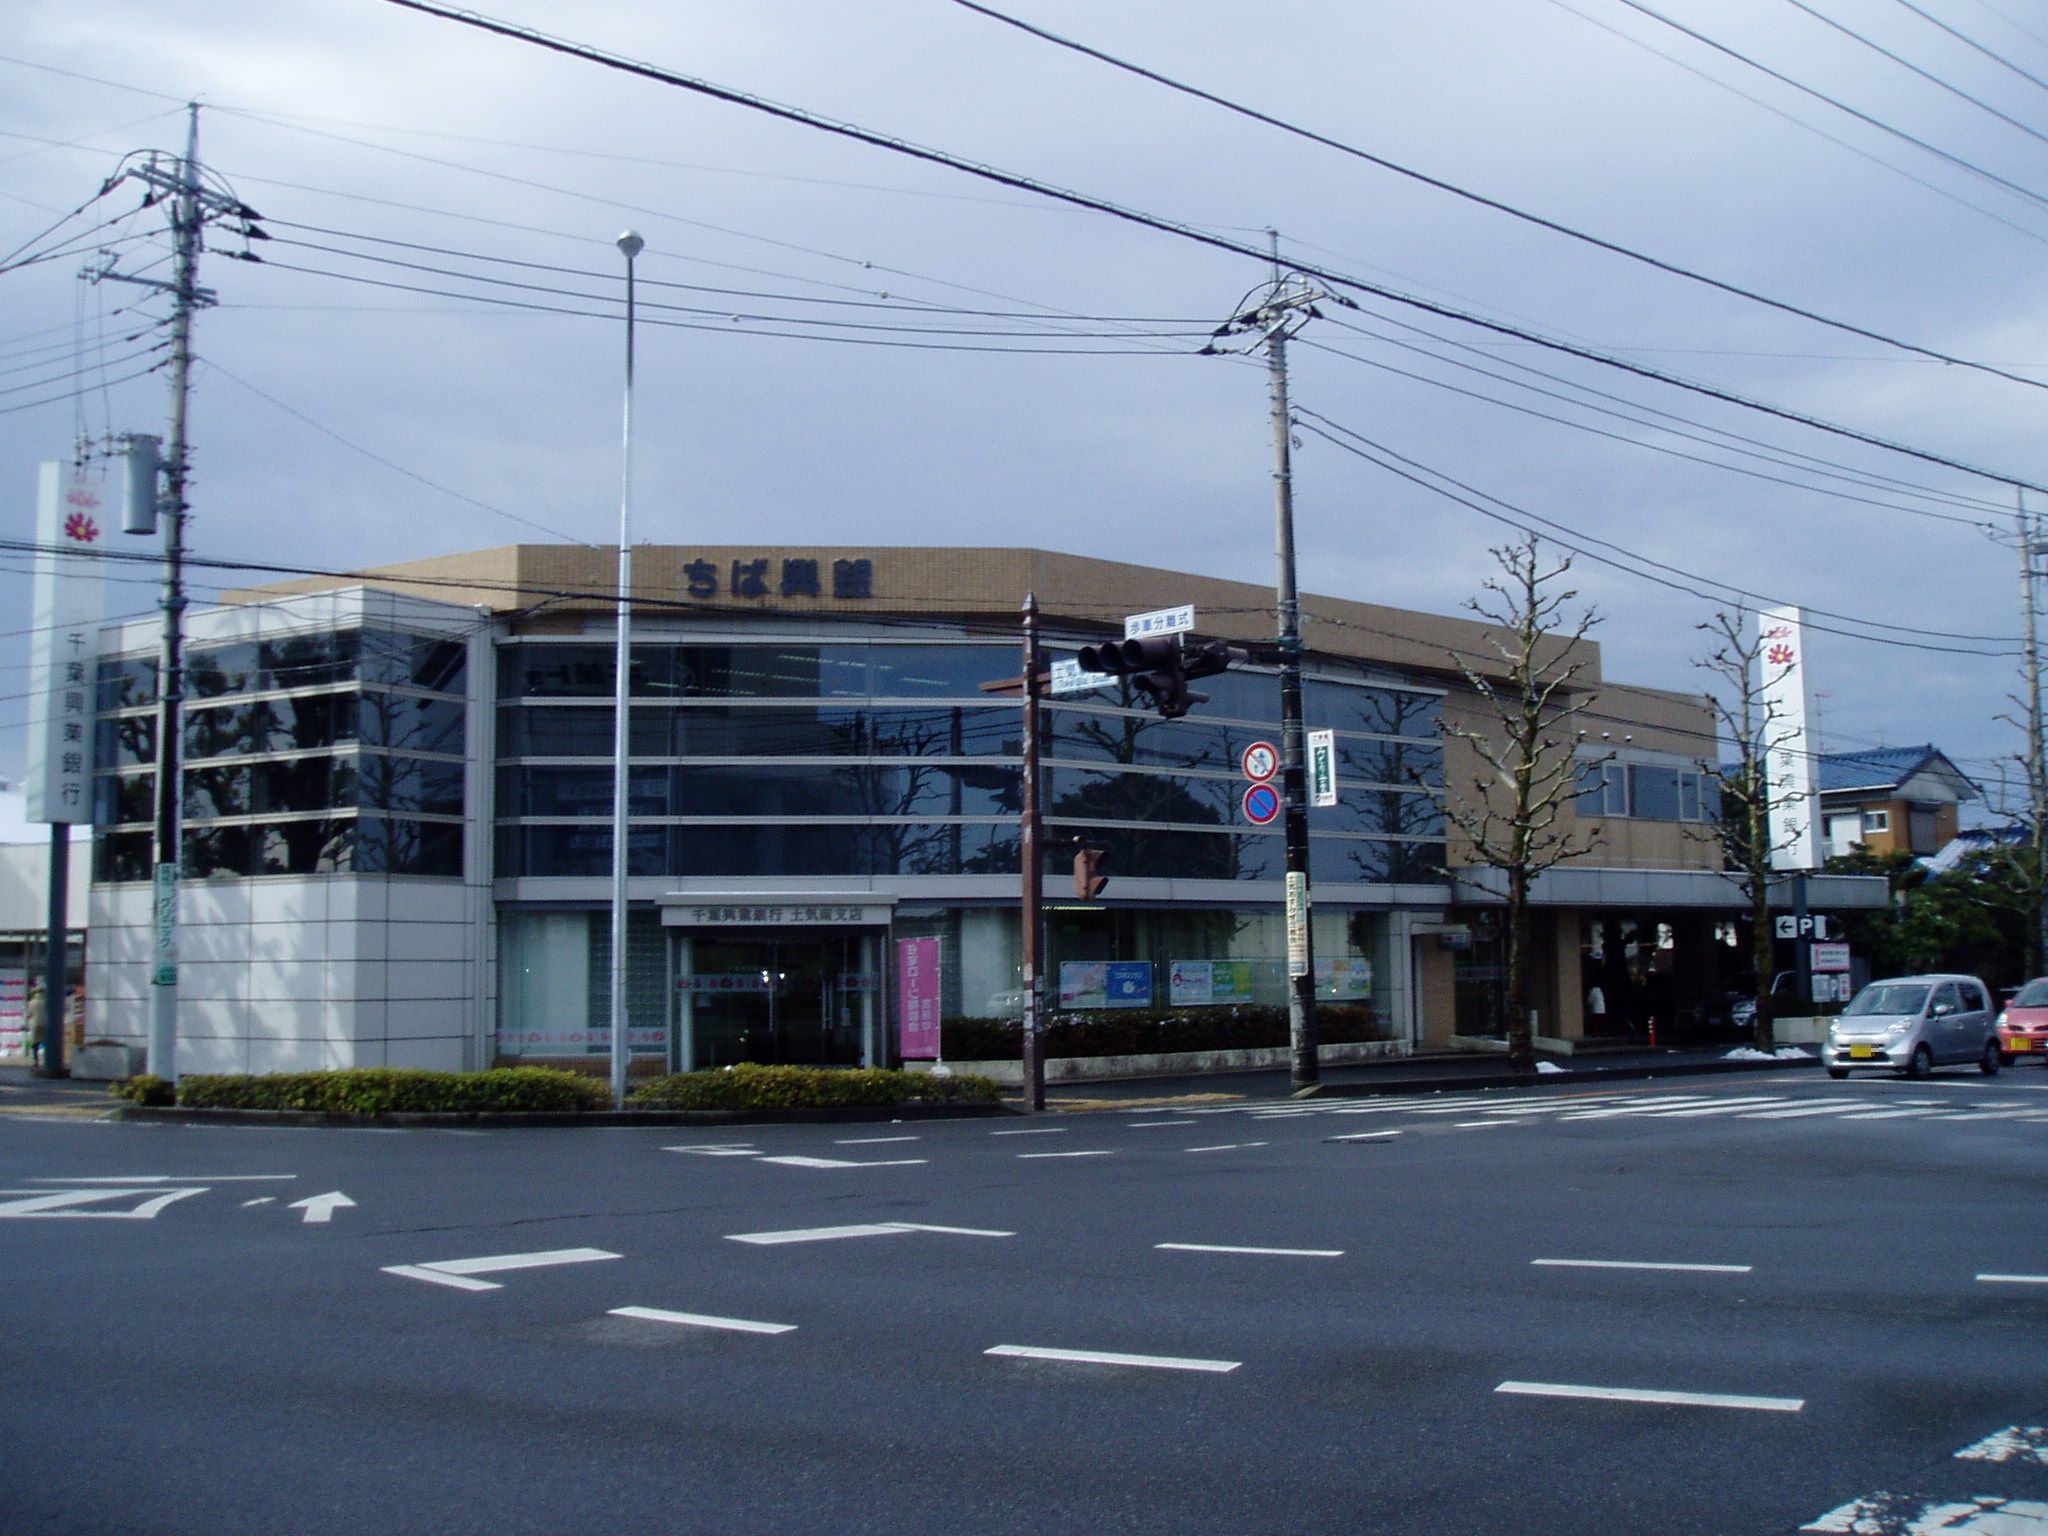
<box><xmin>1535</xmin><ymin>1061</ymin><xmax>1567</xmax><ymax>1074</ymax></box>
<box><xmin>1723</xmin><ymin>1046</ymin><xmax>1815</xmax><ymax>1061</ymax></box>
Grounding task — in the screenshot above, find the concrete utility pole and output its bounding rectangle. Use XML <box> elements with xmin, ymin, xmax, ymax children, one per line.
<box><xmin>92</xmin><ymin>105</ymin><xmax>265</xmax><ymax>1083</ymax></box>
<box><xmin>1205</xmin><ymin>233</ymin><xmax>1341</xmax><ymax>1093</ymax></box>
<box><xmin>1019</xmin><ymin>594</ymin><xmax>1047</xmax><ymax>1112</ymax></box>
<box><xmin>2019</xmin><ymin>490</ymin><xmax>2048</xmax><ymax>974</ymax></box>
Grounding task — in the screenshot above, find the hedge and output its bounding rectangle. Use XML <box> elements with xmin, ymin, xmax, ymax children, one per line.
<box><xmin>627</xmin><ymin>1062</ymin><xmax>1002</xmax><ymax>1111</ymax></box>
<box><xmin>937</xmin><ymin>1001</ymin><xmax>1387</xmax><ymax>1061</ymax></box>
<box><xmin>117</xmin><ymin>1066</ymin><xmax>611</xmax><ymax>1114</ymax></box>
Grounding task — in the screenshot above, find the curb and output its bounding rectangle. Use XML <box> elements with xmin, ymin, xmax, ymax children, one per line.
<box><xmin>114</xmin><ymin>1100</ymin><xmax>1019</xmax><ymax>1128</ymax></box>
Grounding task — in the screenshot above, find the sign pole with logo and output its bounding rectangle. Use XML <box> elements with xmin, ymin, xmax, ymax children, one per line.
<box><xmin>1760</xmin><ymin>606</ymin><xmax>1821</xmax><ymax>1017</ymax></box>
<box><xmin>25</xmin><ymin>461</ymin><xmax>105</xmax><ymax>1077</ymax></box>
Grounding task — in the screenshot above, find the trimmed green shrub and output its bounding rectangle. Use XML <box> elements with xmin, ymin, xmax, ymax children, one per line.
<box><xmin>172</xmin><ymin>1066</ymin><xmax>609</xmax><ymax>1114</ymax></box>
<box><xmin>627</xmin><ymin>1062</ymin><xmax>1002</xmax><ymax>1111</ymax></box>
<box><xmin>109</xmin><ymin>1073</ymin><xmax>174</xmax><ymax>1107</ymax></box>
<box><xmin>937</xmin><ymin>1001</ymin><xmax>1387</xmax><ymax>1061</ymax></box>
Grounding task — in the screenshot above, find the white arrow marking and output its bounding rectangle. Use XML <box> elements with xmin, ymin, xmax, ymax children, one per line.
<box><xmin>609</xmin><ymin>1306</ymin><xmax>796</xmax><ymax>1336</ymax></box>
<box><xmin>382</xmin><ymin>1247</ymin><xmax>620</xmax><ymax>1290</ymax></box>
<box><xmin>289</xmin><ymin>1191</ymin><xmax>355</xmax><ymax>1224</ymax></box>
<box><xmin>726</xmin><ymin>1221</ymin><xmax>1013</xmax><ymax>1246</ymax></box>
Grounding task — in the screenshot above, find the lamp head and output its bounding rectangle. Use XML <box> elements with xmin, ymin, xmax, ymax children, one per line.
<box><xmin>616</xmin><ymin>230</ymin><xmax>645</xmax><ymax>260</ymax></box>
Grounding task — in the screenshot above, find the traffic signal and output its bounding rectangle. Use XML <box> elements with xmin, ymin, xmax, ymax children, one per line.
<box><xmin>1073</xmin><ymin>634</ymin><xmax>1251</xmax><ymax>719</ymax></box>
<box><xmin>1072</xmin><ymin>839</ymin><xmax>1109</xmax><ymax>899</ymax></box>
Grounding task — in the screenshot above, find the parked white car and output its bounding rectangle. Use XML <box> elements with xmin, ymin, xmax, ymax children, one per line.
<box><xmin>1824</xmin><ymin>974</ymin><xmax>2001</xmax><ymax>1080</ymax></box>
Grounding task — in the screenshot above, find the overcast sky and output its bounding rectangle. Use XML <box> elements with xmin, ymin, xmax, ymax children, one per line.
<box><xmin>5</xmin><ymin>0</ymin><xmax>2046</xmax><ymax>843</ymax></box>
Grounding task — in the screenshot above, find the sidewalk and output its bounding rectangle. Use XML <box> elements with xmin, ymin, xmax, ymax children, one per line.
<box><xmin>0</xmin><ymin>1061</ymin><xmax>124</xmax><ymax>1114</ymax></box>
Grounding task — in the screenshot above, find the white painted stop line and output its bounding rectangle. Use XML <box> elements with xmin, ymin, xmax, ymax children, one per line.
<box><xmin>986</xmin><ymin>1344</ymin><xmax>1240</xmax><ymax>1374</ymax></box>
<box><xmin>1496</xmin><ymin>1380</ymin><xmax>1802</xmax><ymax>1413</ymax></box>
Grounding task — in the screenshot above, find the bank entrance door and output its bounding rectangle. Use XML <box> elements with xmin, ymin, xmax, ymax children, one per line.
<box><xmin>673</xmin><ymin>931</ymin><xmax>881</xmax><ymax>1070</ymax></box>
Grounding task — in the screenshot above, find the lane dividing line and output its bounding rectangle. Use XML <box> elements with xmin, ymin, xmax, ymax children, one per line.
<box><xmin>1127</xmin><ymin>1119</ymin><xmax>1199</xmax><ymax>1128</ymax></box>
<box><xmin>1978</xmin><ymin>1272</ymin><xmax>2048</xmax><ymax>1285</ymax></box>
<box><xmin>381</xmin><ymin>1247</ymin><xmax>621</xmax><ymax>1292</ymax></box>
<box><xmin>32</xmin><ymin>1174</ymin><xmax>297</xmax><ymax>1183</ymax></box>
<box><xmin>1157</xmin><ymin>1243</ymin><xmax>1343</xmax><ymax>1258</ymax></box>
<box><xmin>758</xmin><ymin>1155</ymin><xmax>929</xmax><ymax>1169</ymax></box>
<box><xmin>1328</xmin><ymin>1130</ymin><xmax>1400</xmax><ymax>1142</ymax></box>
<box><xmin>833</xmin><ymin>1136</ymin><xmax>920</xmax><ymax>1145</ymax></box>
<box><xmin>1453</xmin><ymin>1121</ymin><xmax>1513</xmax><ymax>1130</ymax></box>
<box><xmin>1018</xmin><ymin>1150</ymin><xmax>1114</xmax><ymax>1160</ymax></box>
<box><xmin>1532</xmin><ymin>1258</ymin><xmax>1753</xmax><ymax>1274</ymax></box>
<box><xmin>1496</xmin><ymin>1380</ymin><xmax>1803</xmax><ymax>1412</ymax></box>
<box><xmin>1184</xmin><ymin>1142</ymin><xmax>1268</xmax><ymax>1153</ymax></box>
<box><xmin>991</xmin><ymin>1127</ymin><xmax>1067</xmax><ymax>1137</ymax></box>
<box><xmin>608</xmin><ymin>1306</ymin><xmax>796</xmax><ymax>1336</ymax></box>
<box><xmin>986</xmin><ymin>1344</ymin><xmax>1240</xmax><ymax>1374</ymax></box>
<box><xmin>726</xmin><ymin>1222</ymin><xmax>1014</xmax><ymax>1246</ymax></box>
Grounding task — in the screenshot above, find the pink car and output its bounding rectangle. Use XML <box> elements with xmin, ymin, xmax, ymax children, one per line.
<box><xmin>1998</xmin><ymin>978</ymin><xmax>2048</xmax><ymax>1065</ymax></box>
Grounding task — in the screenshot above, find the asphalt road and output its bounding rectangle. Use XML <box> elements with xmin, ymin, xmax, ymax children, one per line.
<box><xmin>4</xmin><ymin>1066</ymin><xmax>2047</xmax><ymax>1535</ymax></box>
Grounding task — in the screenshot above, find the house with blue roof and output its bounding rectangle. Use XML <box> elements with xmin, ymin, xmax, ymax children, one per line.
<box><xmin>1816</xmin><ymin>745</ymin><xmax>1979</xmax><ymax>860</ymax></box>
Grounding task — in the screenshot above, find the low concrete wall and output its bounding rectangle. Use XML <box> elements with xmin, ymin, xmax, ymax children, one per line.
<box><xmin>910</xmin><ymin>1039</ymin><xmax>1406</xmax><ymax>1086</ymax></box>
<box><xmin>1772</xmin><ymin>1016</ymin><xmax>1827</xmax><ymax>1045</ymax></box>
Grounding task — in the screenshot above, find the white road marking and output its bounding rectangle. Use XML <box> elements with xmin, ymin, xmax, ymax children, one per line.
<box><xmin>1328</xmin><ymin>1130</ymin><xmax>1400</xmax><ymax>1141</ymax></box>
<box><xmin>1956</xmin><ymin>1426</ymin><xmax>2048</xmax><ymax>1466</ymax></box>
<box><xmin>1531</xmin><ymin>1258</ymin><xmax>1752</xmax><ymax>1274</ymax></box>
<box><xmin>1933</xmin><ymin>1109</ymin><xmax>2045</xmax><ymax>1122</ymax></box>
<box><xmin>1642</xmin><ymin>1097</ymin><xmax>1802</xmax><ymax>1118</ymax></box>
<box><xmin>1018</xmin><ymin>1149</ymin><xmax>1114</xmax><ymax>1160</ymax></box>
<box><xmin>0</xmin><ymin>1187</ymin><xmax>205</xmax><ymax>1219</ymax></box>
<box><xmin>289</xmin><ymin>1191</ymin><xmax>355</xmax><ymax>1224</ymax></box>
<box><xmin>1836</xmin><ymin>1109</ymin><xmax>1935</xmax><ymax>1120</ymax></box>
<box><xmin>1126</xmin><ymin>1119</ymin><xmax>1198</xmax><ymax>1128</ymax></box>
<box><xmin>1156</xmin><ymin>1242</ymin><xmax>1343</xmax><ymax>1258</ymax></box>
<box><xmin>725</xmin><ymin>1221</ymin><xmax>1012</xmax><ymax>1246</ymax></box>
<box><xmin>1453</xmin><ymin>1120</ymin><xmax>1514</xmax><ymax>1129</ymax></box>
<box><xmin>382</xmin><ymin>1247</ymin><xmax>621</xmax><ymax>1291</ymax></box>
<box><xmin>608</xmin><ymin>1305</ymin><xmax>797</xmax><ymax>1335</ymax></box>
<box><xmin>986</xmin><ymin>1344</ymin><xmax>1240</xmax><ymax>1374</ymax></box>
<box><xmin>757</xmin><ymin>1155</ymin><xmax>929</xmax><ymax>1169</ymax></box>
<box><xmin>1495</xmin><ymin>1380</ymin><xmax>1802</xmax><ymax>1412</ymax></box>
<box><xmin>1741</xmin><ymin>1104</ymin><xmax>1863</xmax><ymax>1120</ymax></box>
<box><xmin>1978</xmin><ymin>1272</ymin><xmax>2048</xmax><ymax>1285</ymax></box>
<box><xmin>663</xmin><ymin>1144</ymin><xmax>759</xmax><ymax>1157</ymax></box>
<box><xmin>1185</xmin><ymin>1142</ymin><xmax>1267</xmax><ymax>1153</ymax></box>
<box><xmin>991</xmin><ymin>1127</ymin><xmax>1067</xmax><ymax>1136</ymax></box>
<box><xmin>1802</xmin><ymin>1496</ymin><xmax>2048</xmax><ymax>1533</ymax></box>
<box><xmin>241</xmin><ymin>1197</ymin><xmax>274</xmax><ymax>1207</ymax></box>
<box><xmin>31</xmin><ymin>1174</ymin><xmax>296</xmax><ymax>1183</ymax></box>
<box><xmin>833</xmin><ymin>1135</ymin><xmax>920</xmax><ymax>1145</ymax></box>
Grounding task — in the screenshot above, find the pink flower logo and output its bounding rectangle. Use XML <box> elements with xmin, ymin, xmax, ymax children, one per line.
<box><xmin>63</xmin><ymin>512</ymin><xmax>99</xmax><ymax>544</ymax></box>
<box><xmin>1766</xmin><ymin>643</ymin><xmax>1794</xmax><ymax>667</ymax></box>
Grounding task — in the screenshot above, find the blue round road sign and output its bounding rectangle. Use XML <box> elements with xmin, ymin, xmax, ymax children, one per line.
<box><xmin>1242</xmin><ymin>782</ymin><xmax>1282</xmax><ymax>825</ymax></box>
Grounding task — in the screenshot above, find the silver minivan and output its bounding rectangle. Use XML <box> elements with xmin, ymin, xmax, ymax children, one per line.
<box><xmin>1824</xmin><ymin>974</ymin><xmax>2002</xmax><ymax>1080</ymax></box>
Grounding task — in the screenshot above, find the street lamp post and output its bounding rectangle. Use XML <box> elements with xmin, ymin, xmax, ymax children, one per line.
<box><xmin>609</xmin><ymin>229</ymin><xmax>644</xmax><ymax>1109</ymax></box>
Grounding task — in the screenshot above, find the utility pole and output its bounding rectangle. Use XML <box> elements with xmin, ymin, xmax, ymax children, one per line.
<box><xmin>1019</xmin><ymin>594</ymin><xmax>1046</xmax><ymax>1112</ymax></box>
<box><xmin>92</xmin><ymin>105</ymin><xmax>263</xmax><ymax>1083</ymax></box>
<box><xmin>1205</xmin><ymin>233</ymin><xmax>1344</xmax><ymax>1093</ymax></box>
<box><xmin>2019</xmin><ymin>490</ymin><xmax>2048</xmax><ymax>975</ymax></box>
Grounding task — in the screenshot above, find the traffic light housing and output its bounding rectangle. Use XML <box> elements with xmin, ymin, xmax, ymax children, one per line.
<box><xmin>1072</xmin><ymin>839</ymin><xmax>1109</xmax><ymax>899</ymax></box>
<box><xmin>1074</xmin><ymin>634</ymin><xmax>1250</xmax><ymax>719</ymax></box>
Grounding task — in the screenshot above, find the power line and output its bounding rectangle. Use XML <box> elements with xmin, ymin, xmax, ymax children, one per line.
<box><xmin>1781</xmin><ymin>0</ymin><xmax>2048</xmax><ymax>150</ymax></box>
<box><xmin>370</xmin><ymin>0</ymin><xmax>2048</xmax><ymax>495</ymax></box>
<box><xmin>1614</xmin><ymin>0</ymin><xmax>2048</xmax><ymax>210</ymax></box>
<box><xmin>1291</xmin><ymin>407</ymin><xmax>2021</xmax><ymax>658</ymax></box>
<box><xmin>1888</xmin><ymin>0</ymin><xmax>2048</xmax><ymax>97</ymax></box>
<box><xmin>945</xmin><ymin>0</ymin><xmax>2048</xmax><ymax>384</ymax></box>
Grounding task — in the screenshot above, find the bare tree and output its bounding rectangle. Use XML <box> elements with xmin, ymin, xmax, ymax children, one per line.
<box><xmin>1443</xmin><ymin>535</ymin><xmax>1601</xmax><ymax>1071</ymax></box>
<box><xmin>1695</xmin><ymin>610</ymin><xmax>1808</xmax><ymax>1053</ymax></box>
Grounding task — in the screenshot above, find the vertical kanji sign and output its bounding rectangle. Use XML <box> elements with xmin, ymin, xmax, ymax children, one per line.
<box><xmin>26</xmin><ymin>461</ymin><xmax>103</xmax><ymax>824</ymax></box>
<box><xmin>897</xmin><ymin>937</ymin><xmax>941</xmax><ymax>1061</ymax></box>
<box><xmin>1758</xmin><ymin>604</ymin><xmax>1820</xmax><ymax>872</ymax></box>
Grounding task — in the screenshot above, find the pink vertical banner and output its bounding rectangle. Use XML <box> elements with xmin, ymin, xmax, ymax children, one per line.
<box><xmin>897</xmin><ymin>937</ymin><xmax>941</xmax><ymax>1060</ymax></box>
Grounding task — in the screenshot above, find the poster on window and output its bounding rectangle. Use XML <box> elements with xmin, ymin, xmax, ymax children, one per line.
<box><xmin>1169</xmin><ymin>960</ymin><xmax>1256</xmax><ymax>1007</ymax></box>
<box><xmin>1315</xmin><ymin>958</ymin><xmax>1374</xmax><ymax>1000</ymax></box>
<box><xmin>1059</xmin><ymin>961</ymin><xmax>1154</xmax><ymax>1010</ymax></box>
<box><xmin>897</xmin><ymin>937</ymin><xmax>941</xmax><ymax>1060</ymax></box>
